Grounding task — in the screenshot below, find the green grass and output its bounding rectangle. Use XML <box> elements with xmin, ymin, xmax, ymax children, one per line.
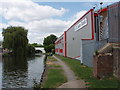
<box><xmin>55</xmin><ymin>54</ymin><xmax>119</xmax><ymax>88</ymax></box>
<box><xmin>42</xmin><ymin>69</ymin><xmax>67</xmax><ymax>88</ymax></box>
<box><xmin>51</xmin><ymin>64</ymin><xmax>61</xmax><ymax>67</ymax></box>
<box><xmin>42</xmin><ymin>56</ymin><xmax>67</xmax><ymax>88</ymax></box>
<box><xmin>47</xmin><ymin>56</ymin><xmax>57</xmax><ymax>61</ymax></box>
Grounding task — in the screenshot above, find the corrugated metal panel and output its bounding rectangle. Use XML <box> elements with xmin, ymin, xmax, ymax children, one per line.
<box><xmin>82</xmin><ymin>40</ymin><xmax>97</xmax><ymax>67</ymax></box>
<box><xmin>82</xmin><ymin>33</ymin><xmax>107</xmax><ymax>67</ymax></box>
<box><xmin>108</xmin><ymin>1</ymin><xmax>120</xmax><ymax>43</ymax></box>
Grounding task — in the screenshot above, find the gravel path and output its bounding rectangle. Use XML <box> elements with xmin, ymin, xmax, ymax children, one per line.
<box><xmin>53</xmin><ymin>55</ymin><xmax>86</xmax><ymax>88</ymax></box>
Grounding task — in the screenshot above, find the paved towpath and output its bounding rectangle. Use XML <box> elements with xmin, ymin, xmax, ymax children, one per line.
<box><xmin>53</xmin><ymin>55</ymin><xmax>86</xmax><ymax>88</ymax></box>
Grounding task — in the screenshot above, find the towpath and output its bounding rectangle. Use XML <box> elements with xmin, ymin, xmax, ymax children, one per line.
<box><xmin>53</xmin><ymin>55</ymin><xmax>86</xmax><ymax>88</ymax></box>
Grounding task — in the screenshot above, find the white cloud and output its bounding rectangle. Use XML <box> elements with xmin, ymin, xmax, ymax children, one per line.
<box><xmin>65</xmin><ymin>10</ymin><xmax>87</xmax><ymax>30</ymax></box>
<box><xmin>73</xmin><ymin>10</ymin><xmax>87</xmax><ymax>21</ymax></box>
<box><xmin>0</xmin><ymin>0</ymin><xmax>67</xmax><ymax>22</ymax></box>
<box><xmin>0</xmin><ymin>23</ymin><xmax>10</xmax><ymax>41</ymax></box>
<box><xmin>0</xmin><ymin>23</ymin><xmax>8</xmax><ymax>29</ymax></box>
<box><xmin>8</xmin><ymin>19</ymin><xmax>70</xmax><ymax>43</ymax></box>
<box><xmin>26</xmin><ymin>19</ymin><xmax>70</xmax><ymax>33</ymax></box>
<box><xmin>0</xmin><ymin>0</ymin><xmax>88</xmax><ymax>44</ymax></box>
<box><xmin>0</xmin><ymin>0</ymin><xmax>70</xmax><ymax>43</ymax></box>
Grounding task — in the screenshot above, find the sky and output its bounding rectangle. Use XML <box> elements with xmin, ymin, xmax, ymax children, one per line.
<box><xmin>0</xmin><ymin>0</ymin><xmax>119</xmax><ymax>44</ymax></box>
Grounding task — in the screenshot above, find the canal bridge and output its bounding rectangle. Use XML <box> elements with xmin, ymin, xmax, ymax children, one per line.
<box><xmin>35</xmin><ymin>47</ymin><xmax>45</xmax><ymax>53</ymax></box>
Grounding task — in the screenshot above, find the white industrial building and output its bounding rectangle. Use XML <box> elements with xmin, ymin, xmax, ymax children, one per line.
<box><xmin>55</xmin><ymin>2</ymin><xmax>120</xmax><ymax>67</ymax></box>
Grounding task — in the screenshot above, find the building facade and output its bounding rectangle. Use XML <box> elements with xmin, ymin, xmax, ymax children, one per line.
<box><xmin>55</xmin><ymin>1</ymin><xmax>120</xmax><ymax>67</ymax></box>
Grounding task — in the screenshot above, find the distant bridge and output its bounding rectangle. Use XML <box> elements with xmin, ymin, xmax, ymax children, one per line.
<box><xmin>35</xmin><ymin>47</ymin><xmax>45</xmax><ymax>53</ymax></box>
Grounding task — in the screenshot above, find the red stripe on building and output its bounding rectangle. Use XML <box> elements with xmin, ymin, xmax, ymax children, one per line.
<box><xmin>94</xmin><ymin>13</ymin><xmax>98</xmax><ymax>16</ymax></box>
<box><xmin>73</xmin><ymin>56</ymin><xmax>80</xmax><ymax>59</ymax></box>
<box><xmin>98</xmin><ymin>8</ymin><xmax>108</xmax><ymax>13</ymax></box>
<box><xmin>64</xmin><ymin>31</ymin><xmax>67</xmax><ymax>57</ymax></box>
<box><xmin>55</xmin><ymin>48</ymin><xmax>58</xmax><ymax>52</ymax></box>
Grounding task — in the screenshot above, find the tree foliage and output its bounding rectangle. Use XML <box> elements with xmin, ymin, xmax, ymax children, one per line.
<box><xmin>31</xmin><ymin>43</ymin><xmax>43</xmax><ymax>47</ymax></box>
<box><xmin>2</xmin><ymin>26</ymin><xmax>29</xmax><ymax>56</ymax></box>
<box><xmin>43</xmin><ymin>34</ymin><xmax>57</xmax><ymax>53</ymax></box>
<box><xmin>27</xmin><ymin>44</ymin><xmax>35</xmax><ymax>56</ymax></box>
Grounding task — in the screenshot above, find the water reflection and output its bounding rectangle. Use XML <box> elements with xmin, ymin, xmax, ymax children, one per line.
<box><xmin>2</xmin><ymin>56</ymin><xmax>28</xmax><ymax>88</ymax></box>
<box><xmin>2</xmin><ymin>55</ymin><xmax>45</xmax><ymax>88</ymax></box>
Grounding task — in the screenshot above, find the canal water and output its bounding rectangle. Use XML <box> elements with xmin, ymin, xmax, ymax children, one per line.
<box><xmin>0</xmin><ymin>54</ymin><xmax>45</xmax><ymax>89</ymax></box>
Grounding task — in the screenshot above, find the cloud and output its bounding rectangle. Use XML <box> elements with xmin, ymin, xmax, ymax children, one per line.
<box><xmin>8</xmin><ymin>19</ymin><xmax>70</xmax><ymax>43</ymax></box>
<box><xmin>0</xmin><ymin>23</ymin><xmax>9</xmax><ymax>29</ymax></box>
<box><xmin>0</xmin><ymin>0</ymin><xmax>67</xmax><ymax>22</ymax></box>
<box><xmin>31</xmin><ymin>0</ymin><xmax>120</xmax><ymax>2</ymax></box>
<box><xmin>0</xmin><ymin>0</ymin><xmax>70</xmax><ymax>43</ymax></box>
<box><xmin>0</xmin><ymin>0</ymin><xmax>88</xmax><ymax>44</ymax></box>
<box><xmin>0</xmin><ymin>23</ymin><xmax>10</xmax><ymax>41</ymax></box>
<box><xmin>65</xmin><ymin>10</ymin><xmax>87</xmax><ymax>29</ymax></box>
<box><xmin>73</xmin><ymin>10</ymin><xmax>87</xmax><ymax>21</ymax></box>
<box><xmin>26</xmin><ymin>19</ymin><xmax>70</xmax><ymax>33</ymax></box>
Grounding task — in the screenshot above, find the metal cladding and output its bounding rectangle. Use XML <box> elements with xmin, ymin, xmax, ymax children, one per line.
<box><xmin>55</xmin><ymin>1</ymin><xmax>120</xmax><ymax>67</ymax></box>
<box><xmin>108</xmin><ymin>1</ymin><xmax>120</xmax><ymax>43</ymax></box>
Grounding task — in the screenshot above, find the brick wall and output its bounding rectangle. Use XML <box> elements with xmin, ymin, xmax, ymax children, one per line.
<box><xmin>113</xmin><ymin>47</ymin><xmax>120</xmax><ymax>80</ymax></box>
<box><xmin>93</xmin><ymin>54</ymin><xmax>113</xmax><ymax>79</ymax></box>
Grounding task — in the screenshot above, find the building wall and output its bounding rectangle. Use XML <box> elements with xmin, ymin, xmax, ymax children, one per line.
<box><xmin>66</xmin><ymin>9</ymin><xmax>94</xmax><ymax>63</ymax></box>
<box><xmin>82</xmin><ymin>36</ymin><xmax>97</xmax><ymax>67</ymax></box>
<box><xmin>82</xmin><ymin>8</ymin><xmax>109</xmax><ymax>67</ymax></box>
<box><xmin>55</xmin><ymin>34</ymin><xmax>64</xmax><ymax>56</ymax></box>
<box><xmin>55</xmin><ymin>3</ymin><xmax>118</xmax><ymax>67</ymax></box>
<box><xmin>82</xmin><ymin>38</ymin><xmax>108</xmax><ymax>67</ymax></box>
<box><xmin>108</xmin><ymin>1</ymin><xmax>120</xmax><ymax>43</ymax></box>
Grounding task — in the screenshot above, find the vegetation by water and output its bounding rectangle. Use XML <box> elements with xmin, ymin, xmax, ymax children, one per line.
<box><xmin>2</xmin><ymin>26</ymin><xmax>35</xmax><ymax>56</ymax></box>
<box><xmin>55</xmin><ymin>55</ymin><xmax>119</xmax><ymax>88</ymax></box>
<box><xmin>42</xmin><ymin>56</ymin><xmax>67</xmax><ymax>88</ymax></box>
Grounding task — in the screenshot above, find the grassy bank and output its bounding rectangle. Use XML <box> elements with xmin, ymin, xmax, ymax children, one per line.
<box><xmin>42</xmin><ymin>56</ymin><xmax>67</xmax><ymax>88</ymax></box>
<box><xmin>55</xmin><ymin>54</ymin><xmax>119</xmax><ymax>88</ymax></box>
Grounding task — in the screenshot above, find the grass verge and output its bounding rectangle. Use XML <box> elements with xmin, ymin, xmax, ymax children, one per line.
<box><xmin>55</xmin><ymin>54</ymin><xmax>119</xmax><ymax>88</ymax></box>
<box><xmin>42</xmin><ymin>69</ymin><xmax>66</xmax><ymax>88</ymax></box>
<box><xmin>48</xmin><ymin>56</ymin><xmax>57</xmax><ymax>61</ymax></box>
<box><xmin>42</xmin><ymin>56</ymin><xmax>67</xmax><ymax>88</ymax></box>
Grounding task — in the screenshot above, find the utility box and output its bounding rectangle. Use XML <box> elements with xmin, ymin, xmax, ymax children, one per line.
<box><xmin>108</xmin><ymin>1</ymin><xmax>120</xmax><ymax>43</ymax></box>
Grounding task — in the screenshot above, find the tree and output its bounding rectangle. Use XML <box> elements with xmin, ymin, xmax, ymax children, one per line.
<box><xmin>27</xmin><ymin>44</ymin><xmax>35</xmax><ymax>56</ymax></box>
<box><xmin>2</xmin><ymin>26</ymin><xmax>28</xmax><ymax>56</ymax></box>
<box><xmin>43</xmin><ymin>34</ymin><xmax>57</xmax><ymax>53</ymax></box>
<box><xmin>31</xmin><ymin>43</ymin><xmax>43</xmax><ymax>47</ymax></box>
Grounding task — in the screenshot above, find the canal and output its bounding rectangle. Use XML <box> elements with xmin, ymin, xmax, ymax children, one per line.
<box><xmin>0</xmin><ymin>54</ymin><xmax>45</xmax><ymax>88</ymax></box>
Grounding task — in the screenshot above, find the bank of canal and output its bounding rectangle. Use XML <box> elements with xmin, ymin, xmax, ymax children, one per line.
<box><xmin>0</xmin><ymin>54</ymin><xmax>45</xmax><ymax>88</ymax></box>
